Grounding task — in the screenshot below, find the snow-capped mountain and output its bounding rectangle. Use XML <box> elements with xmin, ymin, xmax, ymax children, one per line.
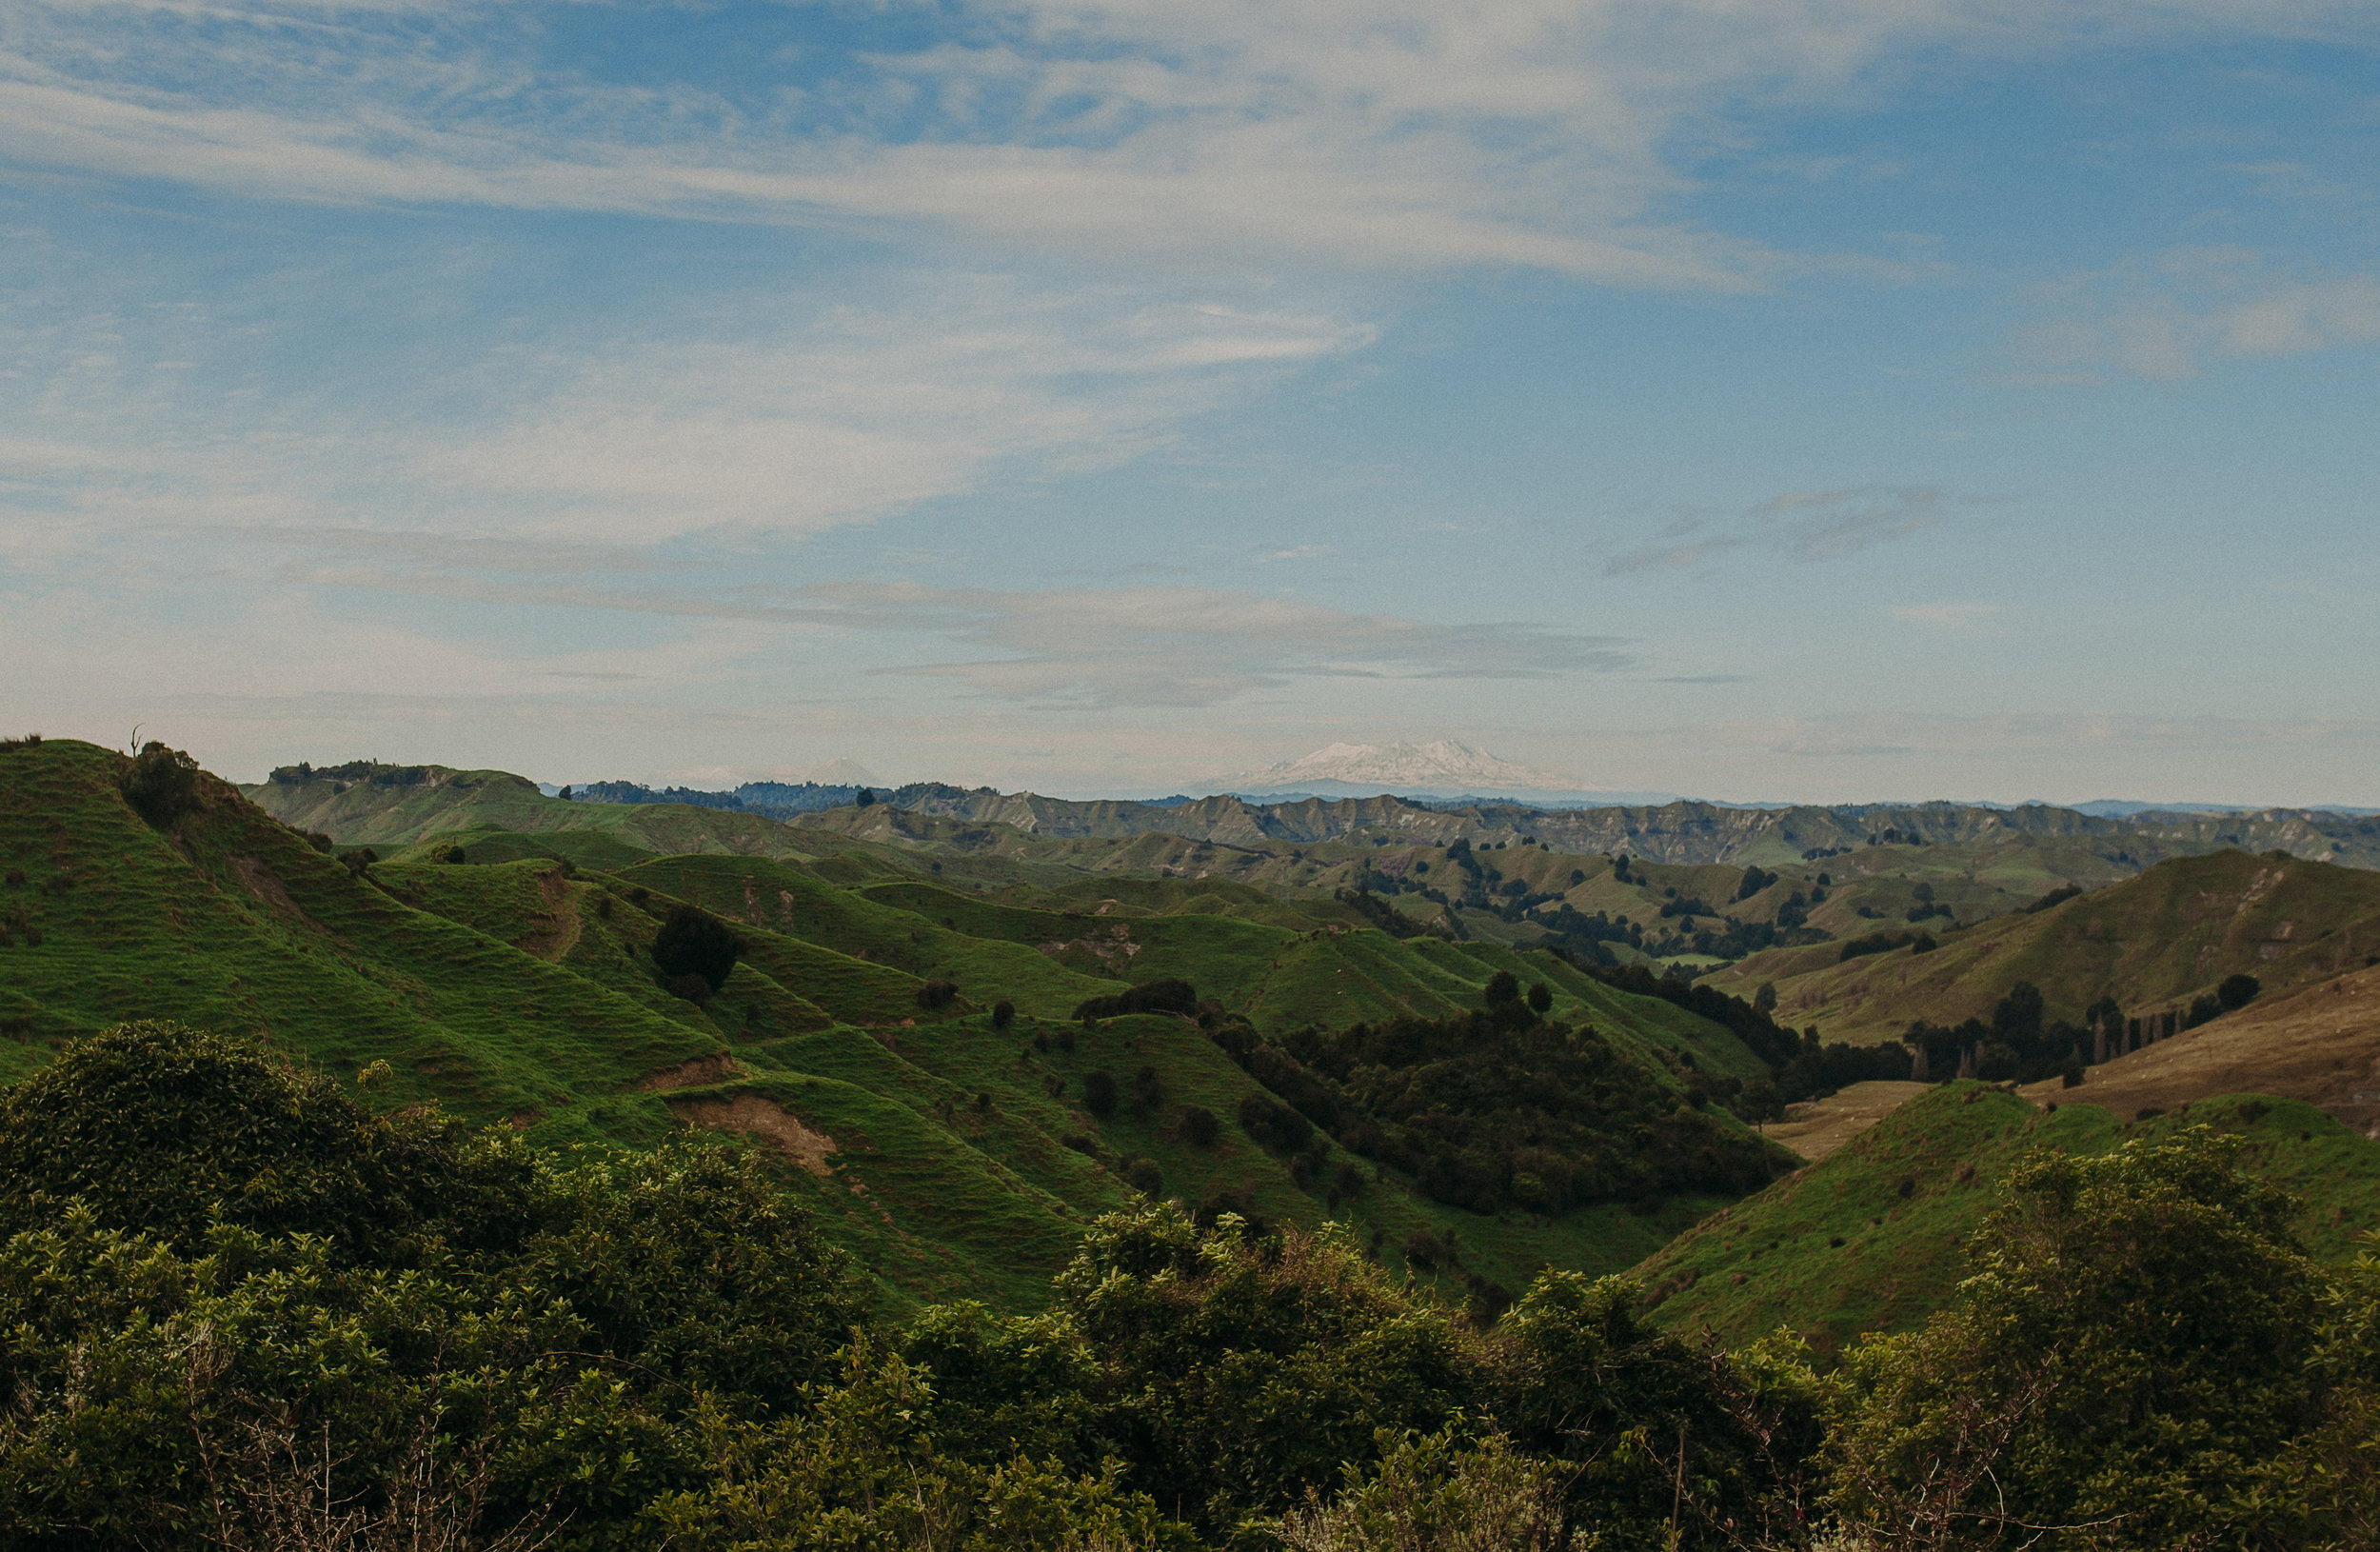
<box><xmin>805</xmin><ymin>757</ymin><xmax>882</xmax><ymax>786</ymax></box>
<box><xmin>1215</xmin><ymin>741</ymin><xmax>1660</xmax><ymax>803</ymax></box>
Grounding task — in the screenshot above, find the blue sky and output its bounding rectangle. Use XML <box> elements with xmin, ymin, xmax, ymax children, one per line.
<box><xmin>3</xmin><ymin>0</ymin><xmax>2376</xmax><ymax>804</ymax></box>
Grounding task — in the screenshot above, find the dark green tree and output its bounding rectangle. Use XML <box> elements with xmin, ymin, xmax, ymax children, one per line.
<box><xmin>1829</xmin><ymin>1127</ymin><xmax>2329</xmax><ymax>1550</ymax></box>
<box><xmin>120</xmin><ymin>742</ymin><xmax>201</xmax><ymax>826</ymax></box>
<box><xmin>651</xmin><ymin>905</ymin><xmax>744</xmax><ymax>994</ymax></box>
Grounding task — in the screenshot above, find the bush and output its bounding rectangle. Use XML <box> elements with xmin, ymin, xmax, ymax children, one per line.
<box><xmin>1525</xmin><ymin>981</ymin><xmax>1553</xmax><ymax>1013</ymax></box>
<box><xmin>667</xmin><ymin>971</ymin><xmax>715</xmax><ymax>1004</ymax></box>
<box><xmin>427</xmin><ymin>842</ymin><xmax>467</xmax><ymax>865</ymax></box>
<box><xmin>1483</xmin><ymin>970</ymin><xmax>1520</xmax><ymax>1005</ymax></box>
<box><xmin>1072</xmin><ymin>979</ymin><xmax>1200</xmax><ymax>1021</ymax></box>
<box><xmin>2218</xmin><ymin>973</ymin><xmax>2262</xmax><ymax>1011</ymax></box>
<box><xmin>120</xmin><ymin>742</ymin><xmax>201</xmax><ymax>826</ymax></box>
<box><xmin>651</xmin><ymin>905</ymin><xmax>744</xmax><ymax>994</ymax></box>
<box><xmin>1082</xmin><ymin>1069</ymin><xmax>1119</xmax><ymax>1117</ymax></box>
<box><xmin>1238</xmin><ymin>1094</ymin><xmax>1314</xmax><ymax>1156</ymax></box>
<box><xmin>1180</xmin><ymin>1104</ymin><xmax>1220</xmax><ymax>1148</ymax></box>
<box><xmin>918</xmin><ymin>978</ymin><xmax>960</xmax><ymax>1011</ymax></box>
<box><xmin>0</xmin><ymin>1020</ymin><xmax>472</xmax><ymax>1255</ymax></box>
<box><xmin>1124</xmin><ymin>1157</ymin><xmax>1164</xmax><ymax>1197</ymax></box>
<box><xmin>992</xmin><ymin>1000</ymin><xmax>1016</xmax><ymax>1029</ymax></box>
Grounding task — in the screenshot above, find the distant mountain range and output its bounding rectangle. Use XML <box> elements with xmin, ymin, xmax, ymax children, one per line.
<box><xmin>1211</xmin><ymin>740</ymin><xmax>1675</xmax><ymax>804</ymax></box>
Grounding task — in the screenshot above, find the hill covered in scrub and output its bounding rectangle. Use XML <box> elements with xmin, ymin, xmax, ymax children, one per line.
<box><xmin>2</xmin><ymin>737</ymin><xmax>1797</xmax><ymax>1313</ymax></box>
<box><xmin>1637</xmin><ymin>1083</ymin><xmax>2380</xmax><ymax>1355</ymax></box>
<box><xmin>1707</xmin><ymin>848</ymin><xmax>2380</xmax><ymax>1045</ymax></box>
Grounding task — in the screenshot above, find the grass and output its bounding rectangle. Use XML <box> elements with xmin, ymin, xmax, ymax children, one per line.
<box><xmin>9</xmin><ymin>738</ymin><xmax>1794</xmax><ymax>1319</ymax></box>
<box><xmin>1706</xmin><ymin>848</ymin><xmax>2380</xmax><ymax>1044</ymax></box>
<box><xmin>1636</xmin><ymin>1082</ymin><xmax>2380</xmax><ymax>1357</ymax></box>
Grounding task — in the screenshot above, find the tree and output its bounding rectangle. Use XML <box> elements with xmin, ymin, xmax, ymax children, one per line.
<box><xmin>1081</xmin><ymin>1069</ymin><xmax>1118</xmax><ymax>1117</ymax></box>
<box><xmin>1483</xmin><ymin>970</ymin><xmax>1520</xmax><ymax>1006</ymax></box>
<box><xmin>1829</xmin><ymin>1127</ymin><xmax>2329</xmax><ymax>1550</ymax></box>
<box><xmin>120</xmin><ymin>741</ymin><xmax>201</xmax><ymax>826</ymax></box>
<box><xmin>854</xmin><ymin>787</ymin><xmax>875</xmax><ymax>807</ymax></box>
<box><xmin>651</xmin><ymin>905</ymin><xmax>744</xmax><ymax>994</ymax></box>
<box><xmin>992</xmin><ymin>999</ymin><xmax>1016</xmax><ymax>1029</ymax></box>
<box><xmin>2218</xmin><ymin>973</ymin><xmax>2262</xmax><ymax>1011</ymax></box>
<box><xmin>1525</xmin><ymin>981</ymin><xmax>1553</xmax><ymax>1014</ymax></box>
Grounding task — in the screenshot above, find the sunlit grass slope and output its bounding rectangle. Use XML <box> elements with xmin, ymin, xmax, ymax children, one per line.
<box><xmin>0</xmin><ymin>740</ymin><xmax>713</xmax><ymax>1137</ymax></box>
<box><xmin>1709</xmin><ymin>849</ymin><xmax>2380</xmax><ymax>1043</ymax></box>
<box><xmin>1637</xmin><ymin>1083</ymin><xmax>2380</xmax><ymax>1355</ymax></box>
<box><xmin>12</xmin><ymin>739</ymin><xmax>1793</xmax><ymax>1320</ymax></box>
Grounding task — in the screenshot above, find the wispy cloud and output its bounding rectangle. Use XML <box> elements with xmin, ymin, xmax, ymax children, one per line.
<box><xmin>17</xmin><ymin>0</ymin><xmax>2346</xmax><ymax>287</ymax></box>
<box><xmin>2012</xmin><ymin>250</ymin><xmax>2380</xmax><ymax>383</ymax></box>
<box><xmin>1604</xmin><ymin>486</ymin><xmax>1962</xmax><ymax>575</ymax></box>
<box><xmin>244</xmin><ymin>557</ymin><xmax>1635</xmax><ymax>707</ymax></box>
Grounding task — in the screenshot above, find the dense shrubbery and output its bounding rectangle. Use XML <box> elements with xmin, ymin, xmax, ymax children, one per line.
<box><xmin>1072</xmin><ymin>978</ymin><xmax>1200</xmax><ymax>1021</ymax></box>
<box><xmin>119</xmin><ymin>741</ymin><xmax>202</xmax><ymax>826</ymax></box>
<box><xmin>651</xmin><ymin>903</ymin><xmax>744</xmax><ymax>994</ymax></box>
<box><xmin>1206</xmin><ymin>989</ymin><xmax>1787</xmax><ymax>1217</ymax></box>
<box><xmin>5</xmin><ymin>1024</ymin><xmax>2380</xmax><ymax>1550</ymax></box>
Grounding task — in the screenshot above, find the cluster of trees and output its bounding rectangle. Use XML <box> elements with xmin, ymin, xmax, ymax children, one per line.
<box><xmin>5</xmin><ymin>1022</ymin><xmax>2377</xmax><ymax>1550</ymax></box>
<box><xmin>1205</xmin><ymin>972</ymin><xmax>1787</xmax><ymax>1218</ymax></box>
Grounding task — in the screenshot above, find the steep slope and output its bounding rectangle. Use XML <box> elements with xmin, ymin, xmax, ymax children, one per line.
<box><xmin>1636</xmin><ymin>1084</ymin><xmax>2380</xmax><ymax>1355</ymax></box>
<box><xmin>245</xmin><ymin>764</ymin><xmax>814</xmax><ymax>858</ymax></box>
<box><xmin>10</xmin><ymin>739</ymin><xmax>1795</xmax><ymax>1321</ymax></box>
<box><xmin>2018</xmin><ymin>958</ymin><xmax>2380</xmax><ymax>1136</ymax></box>
<box><xmin>1707</xmin><ymin>850</ymin><xmax>2380</xmax><ymax>1043</ymax></box>
<box><xmin>0</xmin><ymin>740</ymin><xmax>714</xmax><ymax>1133</ymax></box>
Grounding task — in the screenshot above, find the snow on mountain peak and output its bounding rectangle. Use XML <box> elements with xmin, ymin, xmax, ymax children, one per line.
<box><xmin>1237</xmin><ymin>739</ymin><xmax>1588</xmax><ymax>793</ymax></box>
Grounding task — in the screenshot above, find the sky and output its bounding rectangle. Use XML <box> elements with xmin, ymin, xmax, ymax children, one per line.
<box><xmin>2</xmin><ymin>0</ymin><xmax>2376</xmax><ymax>806</ymax></box>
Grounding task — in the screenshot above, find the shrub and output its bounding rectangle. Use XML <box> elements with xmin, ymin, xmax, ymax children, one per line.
<box><xmin>305</xmin><ymin>830</ymin><xmax>335</xmax><ymax>853</ymax></box>
<box><xmin>918</xmin><ymin>978</ymin><xmax>960</xmax><ymax>1011</ymax></box>
<box><xmin>120</xmin><ymin>741</ymin><xmax>201</xmax><ymax>826</ymax></box>
<box><xmin>341</xmin><ymin>846</ymin><xmax>379</xmax><ymax>875</ymax></box>
<box><xmin>1483</xmin><ymin>970</ymin><xmax>1520</xmax><ymax>1005</ymax></box>
<box><xmin>2218</xmin><ymin>973</ymin><xmax>2262</xmax><ymax>1011</ymax></box>
<box><xmin>1238</xmin><ymin>1094</ymin><xmax>1314</xmax><ymax>1156</ymax></box>
<box><xmin>1124</xmin><ymin>1157</ymin><xmax>1164</xmax><ymax>1197</ymax></box>
<box><xmin>427</xmin><ymin>842</ymin><xmax>467</xmax><ymax>865</ymax></box>
<box><xmin>992</xmin><ymin>1000</ymin><xmax>1016</xmax><ymax>1029</ymax></box>
<box><xmin>1525</xmin><ymin>982</ymin><xmax>1553</xmax><ymax>1013</ymax></box>
<box><xmin>0</xmin><ymin>1020</ymin><xmax>468</xmax><ymax>1253</ymax></box>
<box><xmin>652</xmin><ymin>904</ymin><xmax>744</xmax><ymax>993</ymax></box>
<box><xmin>1082</xmin><ymin>1069</ymin><xmax>1119</xmax><ymax>1117</ymax></box>
<box><xmin>667</xmin><ymin>971</ymin><xmax>714</xmax><ymax>1004</ymax></box>
<box><xmin>1072</xmin><ymin>979</ymin><xmax>1200</xmax><ymax>1021</ymax></box>
<box><xmin>1180</xmin><ymin>1104</ymin><xmax>1220</xmax><ymax>1148</ymax></box>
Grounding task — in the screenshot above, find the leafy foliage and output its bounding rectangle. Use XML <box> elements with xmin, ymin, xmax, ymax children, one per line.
<box><xmin>650</xmin><ymin>903</ymin><xmax>744</xmax><ymax>993</ymax></box>
<box><xmin>120</xmin><ymin>741</ymin><xmax>202</xmax><ymax>826</ymax></box>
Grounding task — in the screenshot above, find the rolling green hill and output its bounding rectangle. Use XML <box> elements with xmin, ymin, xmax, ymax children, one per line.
<box><xmin>1707</xmin><ymin>848</ymin><xmax>2380</xmax><ymax>1044</ymax></box>
<box><xmin>1636</xmin><ymin>1082</ymin><xmax>2380</xmax><ymax>1356</ymax></box>
<box><xmin>7</xmin><ymin>738</ymin><xmax>1793</xmax><ymax>1319</ymax></box>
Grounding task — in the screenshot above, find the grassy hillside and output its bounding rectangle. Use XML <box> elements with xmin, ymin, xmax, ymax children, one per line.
<box><xmin>8</xmin><ymin>738</ymin><xmax>1792</xmax><ymax>1322</ymax></box>
<box><xmin>246</xmin><ymin>765</ymin><xmax>816</xmax><ymax>859</ymax></box>
<box><xmin>1636</xmin><ymin>1082</ymin><xmax>2380</xmax><ymax>1355</ymax></box>
<box><xmin>1707</xmin><ymin>849</ymin><xmax>2380</xmax><ymax>1043</ymax></box>
<box><xmin>2017</xmin><ymin>956</ymin><xmax>2380</xmax><ymax>1136</ymax></box>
